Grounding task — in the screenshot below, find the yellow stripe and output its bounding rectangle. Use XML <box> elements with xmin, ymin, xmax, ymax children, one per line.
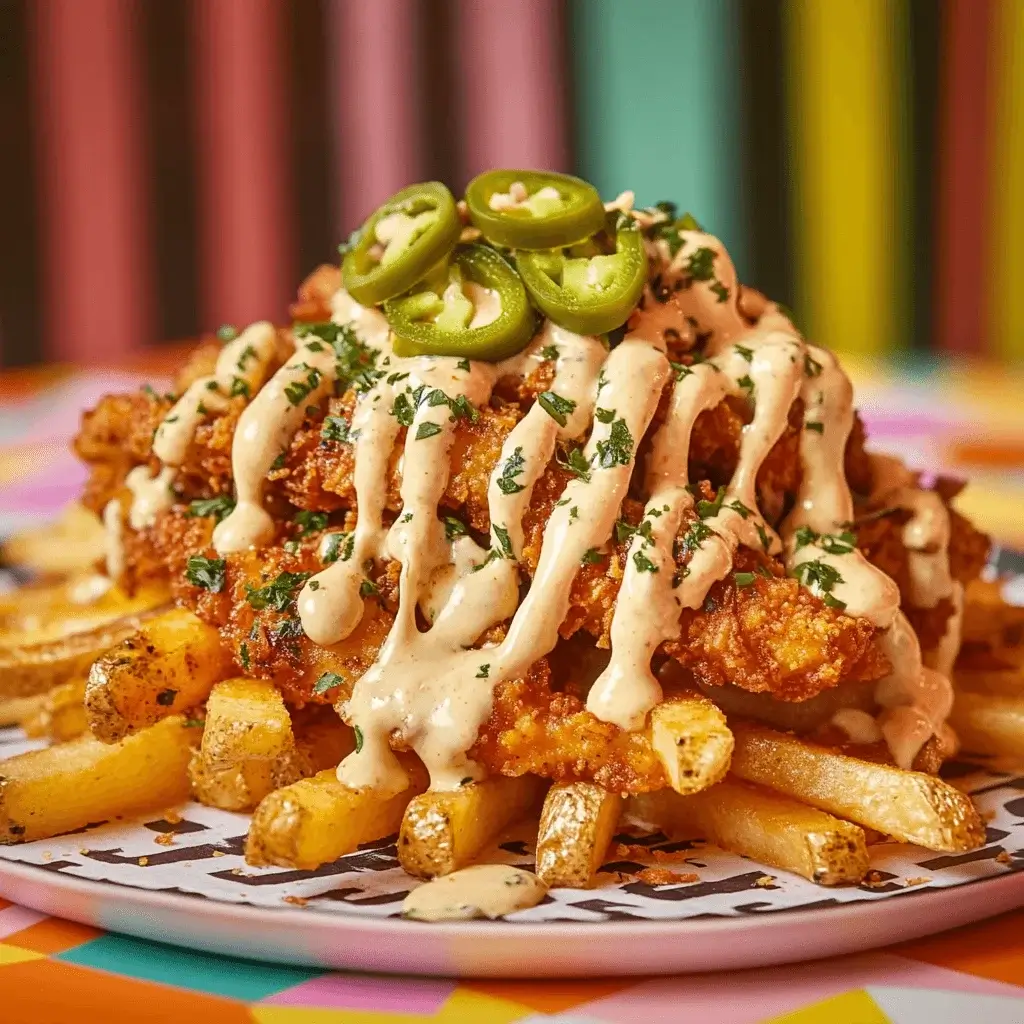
<box><xmin>988</xmin><ymin>0</ymin><xmax>1024</xmax><ymax>362</ymax></box>
<box><xmin>786</xmin><ymin>0</ymin><xmax>896</xmax><ymax>357</ymax></box>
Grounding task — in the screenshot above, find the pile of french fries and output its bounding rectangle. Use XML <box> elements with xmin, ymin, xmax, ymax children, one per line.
<box><xmin>1</xmin><ymin>561</ymin><xmax>1019</xmax><ymax>893</ymax></box>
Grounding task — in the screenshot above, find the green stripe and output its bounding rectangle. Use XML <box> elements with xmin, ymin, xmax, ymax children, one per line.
<box><xmin>571</xmin><ymin>0</ymin><xmax>746</xmax><ymax>273</ymax></box>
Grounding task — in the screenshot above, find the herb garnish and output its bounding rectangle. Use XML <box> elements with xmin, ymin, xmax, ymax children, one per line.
<box><xmin>313</xmin><ymin>671</ymin><xmax>343</xmax><ymax>696</ymax></box>
<box><xmin>595</xmin><ymin>418</ymin><xmax>634</xmax><ymax>469</ymax></box>
<box><xmin>497</xmin><ymin>447</ymin><xmax>527</xmax><ymax>494</ymax></box>
<box><xmin>294</xmin><ymin>510</ymin><xmax>328</xmax><ymax>537</ymax></box>
<box><xmin>415</xmin><ymin>422</ymin><xmax>442</xmax><ymax>440</ymax></box>
<box><xmin>185</xmin><ymin>555</ymin><xmax>227</xmax><ymax>593</ymax></box>
<box><xmin>185</xmin><ymin>496</ymin><xmax>235</xmax><ymax>523</ymax></box>
<box><xmin>321</xmin><ymin>531</ymin><xmax>354</xmax><ymax>564</ymax></box>
<box><xmin>538</xmin><ymin>391</ymin><xmax>576</xmax><ymax>428</ymax></box>
<box><xmin>245</xmin><ymin>571</ymin><xmax>311</xmax><ymax>612</ymax></box>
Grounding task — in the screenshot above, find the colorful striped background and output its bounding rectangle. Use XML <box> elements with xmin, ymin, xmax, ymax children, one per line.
<box><xmin>0</xmin><ymin>0</ymin><xmax>1021</xmax><ymax>366</ymax></box>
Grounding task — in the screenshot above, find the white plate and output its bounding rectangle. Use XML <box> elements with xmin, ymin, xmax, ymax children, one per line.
<box><xmin>2</xmin><ymin>722</ymin><xmax>1023</xmax><ymax>977</ymax></box>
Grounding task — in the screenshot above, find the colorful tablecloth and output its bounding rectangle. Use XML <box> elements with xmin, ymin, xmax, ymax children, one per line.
<box><xmin>0</xmin><ymin>358</ymin><xmax>1022</xmax><ymax>1023</ymax></box>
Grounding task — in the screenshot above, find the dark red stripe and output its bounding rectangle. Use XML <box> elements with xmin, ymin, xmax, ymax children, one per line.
<box><xmin>935</xmin><ymin>0</ymin><xmax>994</xmax><ymax>355</ymax></box>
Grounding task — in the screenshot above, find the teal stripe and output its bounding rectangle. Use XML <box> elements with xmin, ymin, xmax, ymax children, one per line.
<box><xmin>57</xmin><ymin>933</ymin><xmax>324</xmax><ymax>1001</ymax></box>
<box><xmin>571</xmin><ymin>0</ymin><xmax>746</xmax><ymax>273</ymax></box>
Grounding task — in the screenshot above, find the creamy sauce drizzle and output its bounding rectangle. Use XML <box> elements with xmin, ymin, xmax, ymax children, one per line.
<box><xmin>401</xmin><ymin>865</ymin><xmax>546</xmax><ymax>922</ymax></box>
<box><xmin>103</xmin><ymin>499</ymin><xmax>124</xmax><ymax>581</ymax></box>
<box><xmin>207</xmin><ymin>225</ymin><xmax>962</xmax><ymax>784</ymax></box>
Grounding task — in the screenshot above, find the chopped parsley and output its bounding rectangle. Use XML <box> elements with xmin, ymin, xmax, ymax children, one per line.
<box><xmin>236</xmin><ymin>344</ymin><xmax>258</xmax><ymax>370</ymax></box>
<box><xmin>540</xmin><ymin>345</ymin><xmax>559</xmax><ymax>360</ymax></box>
<box><xmin>615</xmin><ymin>519</ymin><xmax>636</xmax><ymax>544</ymax></box>
<box><xmin>497</xmin><ymin>447</ymin><xmax>527</xmax><ymax>494</ymax></box>
<box><xmin>216</xmin><ymin>324</ymin><xmax>239</xmax><ymax>343</ymax></box>
<box><xmin>670</xmin><ymin>361</ymin><xmax>693</xmax><ymax>381</ymax></box>
<box><xmin>727</xmin><ymin>499</ymin><xmax>752</xmax><ymax>519</ymax></box>
<box><xmin>443</xmin><ymin>517</ymin><xmax>467</xmax><ymax>541</ymax></box>
<box><xmin>294</xmin><ymin>321</ymin><xmax>380</xmax><ymax>395</ymax></box>
<box><xmin>581</xmin><ymin>547</ymin><xmax>604</xmax><ymax>565</ymax></box>
<box><xmin>359</xmin><ymin>579</ymin><xmax>379</xmax><ymax>598</ymax></box>
<box><xmin>229</xmin><ymin>377</ymin><xmax>250</xmax><ymax>399</ymax></box>
<box><xmin>756</xmin><ymin>522</ymin><xmax>772</xmax><ymax>552</ymax></box>
<box><xmin>321</xmin><ymin>416</ymin><xmax>351</xmax><ymax>442</ymax></box>
<box><xmin>686</xmin><ymin>247</ymin><xmax>717</xmax><ymax>281</ymax></box>
<box><xmin>313</xmin><ymin>671</ymin><xmax>343</xmax><ymax>696</ymax></box>
<box><xmin>734</xmin><ymin>571</ymin><xmax>756</xmax><ymax>588</ymax></box>
<box><xmin>239</xmin><ymin>641</ymin><xmax>250</xmax><ymax>671</ymax></box>
<box><xmin>595</xmin><ymin>418</ymin><xmax>634</xmax><ymax>469</ymax></box>
<box><xmin>710</xmin><ymin>281</ymin><xmax>730</xmax><ymax>303</ymax></box>
<box><xmin>696</xmin><ymin>486</ymin><xmax>726</xmax><ymax>520</ymax></box>
<box><xmin>415</xmin><ymin>421</ymin><xmax>442</xmax><ymax>440</ymax></box>
<box><xmin>284</xmin><ymin>365</ymin><xmax>322</xmax><ymax>407</ymax></box>
<box><xmin>294</xmin><ymin>510</ymin><xmax>328</xmax><ymax>537</ymax></box>
<box><xmin>321</xmin><ymin>531</ymin><xmax>354</xmax><ymax>564</ymax></box>
<box><xmin>633</xmin><ymin>550</ymin><xmax>658</xmax><ymax>573</ymax></box>
<box><xmin>185</xmin><ymin>496</ymin><xmax>236</xmax><ymax>524</ymax></box>
<box><xmin>594</xmin><ymin>406</ymin><xmax>615</xmax><ymax>423</ymax></box>
<box><xmin>245</xmin><ymin>571</ymin><xmax>311</xmax><ymax>612</ymax></box>
<box><xmin>270</xmin><ymin>451</ymin><xmax>287</xmax><ymax>471</ymax></box>
<box><xmin>557</xmin><ymin>446</ymin><xmax>591</xmax><ymax>482</ymax></box>
<box><xmin>456</xmin><ymin>358</ymin><xmax>471</xmax><ymax>371</ymax></box>
<box><xmin>353</xmin><ymin>724</ymin><xmax>364</xmax><ymax>752</ymax></box>
<box><xmin>273</xmin><ymin>617</ymin><xmax>304</xmax><ymax>640</ymax></box>
<box><xmin>805</xmin><ymin>421</ymin><xmax>824</xmax><ymax>434</ymax></box>
<box><xmin>476</xmin><ymin>664</ymin><xmax>490</xmax><ymax>679</ymax></box>
<box><xmin>735</xmin><ymin>345</ymin><xmax>754</xmax><ymax>362</ymax></box>
<box><xmin>737</xmin><ymin>374</ymin><xmax>755</xmax><ymax>398</ymax></box>
<box><xmin>538</xmin><ymin>391</ymin><xmax>576</xmax><ymax>428</ymax></box>
<box><xmin>391</xmin><ymin>392</ymin><xmax>415</xmax><ymax>426</ymax></box>
<box><xmin>185</xmin><ymin>555</ymin><xmax>227</xmax><ymax>593</ymax></box>
<box><xmin>790</xmin><ymin>559</ymin><xmax>847</xmax><ymax>610</ymax></box>
<box><xmin>493</xmin><ymin>523</ymin><xmax>514</xmax><ymax>559</ymax></box>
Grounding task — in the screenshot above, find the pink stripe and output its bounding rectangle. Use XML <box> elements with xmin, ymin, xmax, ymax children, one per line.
<box><xmin>0</xmin><ymin>905</ymin><xmax>47</xmax><ymax>940</ymax></box>
<box><xmin>454</xmin><ymin>0</ymin><xmax>569</xmax><ymax>180</ymax></box>
<box><xmin>30</xmin><ymin>0</ymin><xmax>153</xmax><ymax>364</ymax></box>
<box><xmin>194</xmin><ymin>0</ymin><xmax>293</xmax><ymax>330</ymax></box>
<box><xmin>326</xmin><ymin>0</ymin><xmax>424</xmax><ymax>234</ymax></box>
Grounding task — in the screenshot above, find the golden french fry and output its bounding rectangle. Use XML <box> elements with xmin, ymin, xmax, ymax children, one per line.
<box><xmin>246</xmin><ymin>761</ymin><xmax>427</xmax><ymax>870</ymax></box>
<box><xmin>0</xmin><ymin>611</ymin><xmax>155</xmax><ymax>700</ymax></box>
<box><xmin>955</xmin><ymin>667</ymin><xmax>1024</xmax><ymax>698</ymax></box>
<box><xmin>0</xmin><ymin>716</ymin><xmax>199</xmax><ymax>843</ymax></box>
<box><xmin>38</xmin><ymin>678</ymin><xmax>89</xmax><ymax>742</ymax></box>
<box><xmin>629</xmin><ymin>778</ymin><xmax>870</xmax><ymax>885</ymax></box>
<box><xmin>730</xmin><ymin>722</ymin><xmax>985</xmax><ymax>852</ymax></box>
<box><xmin>0</xmin><ymin>695</ymin><xmax>46</xmax><ymax>729</ymax></box>
<box><xmin>650</xmin><ymin>694</ymin><xmax>733</xmax><ymax>795</ymax></box>
<box><xmin>950</xmin><ymin>690</ymin><xmax>1024</xmax><ymax>763</ymax></box>
<box><xmin>86</xmin><ymin>609</ymin><xmax>233</xmax><ymax>743</ymax></box>
<box><xmin>1</xmin><ymin>501</ymin><xmax>106</xmax><ymax>578</ymax></box>
<box><xmin>535</xmin><ymin>781</ymin><xmax>622</xmax><ymax>888</ymax></box>
<box><xmin>190</xmin><ymin>678</ymin><xmax>305</xmax><ymax>812</ymax></box>
<box><xmin>399</xmin><ymin>775</ymin><xmax>546</xmax><ymax>879</ymax></box>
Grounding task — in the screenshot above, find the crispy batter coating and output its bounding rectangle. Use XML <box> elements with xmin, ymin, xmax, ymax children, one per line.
<box><xmin>70</xmin><ymin>265</ymin><xmax>991</xmax><ymax>788</ymax></box>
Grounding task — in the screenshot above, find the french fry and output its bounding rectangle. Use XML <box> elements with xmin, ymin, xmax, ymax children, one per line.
<box><xmin>189</xmin><ymin>679</ymin><xmax>305</xmax><ymax>812</ymax></box>
<box><xmin>0</xmin><ymin>612</ymin><xmax>154</xmax><ymax>700</ymax></box>
<box><xmin>38</xmin><ymin>678</ymin><xmax>88</xmax><ymax>742</ymax></box>
<box><xmin>0</xmin><ymin>580</ymin><xmax>170</xmax><ymax>648</ymax></box>
<box><xmin>86</xmin><ymin>609</ymin><xmax>233</xmax><ymax>743</ymax></box>
<box><xmin>535</xmin><ymin>781</ymin><xmax>622</xmax><ymax>888</ymax></box>
<box><xmin>650</xmin><ymin>694</ymin><xmax>733</xmax><ymax>795</ymax></box>
<box><xmin>0</xmin><ymin>695</ymin><xmax>46</xmax><ymax>729</ymax></box>
<box><xmin>1</xmin><ymin>501</ymin><xmax>106</xmax><ymax>578</ymax></box>
<box><xmin>730</xmin><ymin>722</ymin><xmax>985</xmax><ymax>852</ymax></box>
<box><xmin>246</xmin><ymin>760</ymin><xmax>427</xmax><ymax>870</ymax></box>
<box><xmin>0</xmin><ymin>716</ymin><xmax>199</xmax><ymax>843</ymax></box>
<box><xmin>955</xmin><ymin>666</ymin><xmax>1024</xmax><ymax>698</ymax></box>
<box><xmin>399</xmin><ymin>775</ymin><xmax>546</xmax><ymax>879</ymax></box>
<box><xmin>949</xmin><ymin>691</ymin><xmax>1024</xmax><ymax>763</ymax></box>
<box><xmin>629</xmin><ymin>779</ymin><xmax>870</xmax><ymax>885</ymax></box>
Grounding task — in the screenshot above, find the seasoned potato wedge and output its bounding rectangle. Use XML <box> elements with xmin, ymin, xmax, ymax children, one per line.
<box><xmin>630</xmin><ymin>778</ymin><xmax>870</xmax><ymax>885</ymax></box>
<box><xmin>1</xmin><ymin>501</ymin><xmax>106</xmax><ymax>578</ymax></box>
<box><xmin>399</xmin><ymin>775</ymin><xmax>546</xmax><ymax>879</ymax></box>
<box><xmin>246</xmin><ymin>760</ymin><xmax>426</xmax><ymax>870</ymax></box>
<box><xmin>38</xmin><ymin>678</ymin><xmax>89</xmax><ymax>742</ymax></box>
<box><xmin>0</xmin><ymin>611</ymin><xmax>156</xmax><ymax>700</ymax></box>
<box><xmin>190</xmin><ymin>679</ymin><xmax>305</xmax><ymax>812</ymax></box>
<box><xmin>0</xmin><ymin>716</ymin><xmax>199</xmax><ymax>843</ymax></box>
<box><xmin>950</xmin><ymin>690</ymin><xmax>1024</xmax><ymax>763</ymax></box>
<box><xmin>730</xmin><ymin>722</ymin><xmax>985</xmax><ymax>852</ymax></box>
<box><xmin>86</xmin><ymin>609</ymin><xmax>233</xmax><ymax>742</ymax></box>
<box><xmin>650</xmin><ymin>694</ymin><xmax>734</xmax><ymax>795</ymax></box>
<box><xmin>536</xmin><ymin>781</ymin><xmax>622</xmax><ymax>888</ymax></box>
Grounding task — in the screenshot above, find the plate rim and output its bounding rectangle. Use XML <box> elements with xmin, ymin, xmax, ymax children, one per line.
<box><xmin>2</xmin><ymin>852</ymin><xmax>1023</xmax><ymax>940</ymax></box>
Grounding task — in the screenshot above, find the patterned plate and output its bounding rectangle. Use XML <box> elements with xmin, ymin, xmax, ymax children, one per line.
<box><xmin>0</xmin><ymin>721</ymin><xmax>1023</xmax><ymax>976</ymax></box>
<box><xmin>1</xmin><ymin>559</ymin><xmax>1021</xmax><ymax>977</ymax></box>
